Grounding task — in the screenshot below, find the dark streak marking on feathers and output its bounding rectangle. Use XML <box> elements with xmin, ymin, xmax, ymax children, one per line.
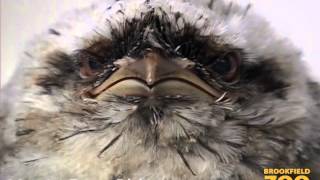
<box><xmin>98</xmin><ymin>132</ymin><xmax>123</xmax><ymax>158</ymax></box>
<box><xmin>197</xmin><ymin>138</ymin><xmax>224</xmax><ymax>163</ymax></box>
<box><xmin>16</xmin><ymin>129</ymin><xmax>35</xmax><ymax>136</ymax></box>
<box><xmin>176</xmin><ymin>149</ymin><xmax>196</xmax><ymax>176</ymax></box>
<box><xmin>243</xmin><ymin>4</ymin><xmax>252</xmax><ymax>17</ymax></box>
<box><xmin>176</xmin><ymin>120</ymin><xmax>191</xmax><ymax>139</ymax></box>
<box><xmin>48</xmin><ymin>28</ymin><xmax>61</xmax><ymax>36</ymax></box>
<box><xmin>23</xmin><ymin>157</ymin><xmax>48</xmax><ymax>164</ymax></box>
<box><xmin>175</xmin><ymin>112</ymin><xmax>206</xmax><ymax>128</ymax></box>
<box><xmin>58</xmin><ymin>126</ymin><xmax>110</xmax><ymax>141</ymax></box>
<box><xmin>207</xmin><ymin>0</ymin><xmax>215</xmax><ymax>9</ymax></box>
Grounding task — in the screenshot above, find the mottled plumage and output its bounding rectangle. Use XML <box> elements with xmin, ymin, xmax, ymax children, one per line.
<box><xmin>1</xmin><ymin>0</ymin><xmax>319</xmax><ymax>179</ymax></box>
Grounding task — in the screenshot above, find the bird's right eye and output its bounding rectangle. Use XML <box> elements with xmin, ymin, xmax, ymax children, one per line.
<box><xmin>75</xmin><ymin>51</ymin><xmax>103</xmax><ymax>78</ymax></box>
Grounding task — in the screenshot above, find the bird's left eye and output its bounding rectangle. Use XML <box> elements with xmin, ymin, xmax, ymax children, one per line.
<box><xmin>206</xmin><ymin>52</ymin><xmax>241</xmax><ymax>82</ymax></box>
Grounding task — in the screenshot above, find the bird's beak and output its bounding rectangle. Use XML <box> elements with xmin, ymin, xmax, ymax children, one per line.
<box><xmin>88</xmin><ymin>51</ymin><xmax>222</xmax><ymax>101</ymax></box>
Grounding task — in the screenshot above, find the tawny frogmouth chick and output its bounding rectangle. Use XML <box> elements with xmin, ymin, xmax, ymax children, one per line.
<box><xmin>1</xmin><ymin>0</ymin><xmax>319</xmax><ymax>179</ymax></box>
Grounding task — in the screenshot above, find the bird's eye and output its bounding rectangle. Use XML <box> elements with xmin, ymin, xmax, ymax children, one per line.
<box><xmin>76</xmin><ymin>51</ymin><xmax>103</xmax><ymax>78</ymax></box>
<box><xmin>88</xmin><ymin>60</ymin><xmax>102</xmax><ymax>71</ymax></box>
<box><xmin>206</xmin><ymin>52</ymin><xmax>240</xmax><ymax>82</ymax></box>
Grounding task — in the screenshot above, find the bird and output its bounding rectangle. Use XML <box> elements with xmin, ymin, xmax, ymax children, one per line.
<box><xmin>1</xmin><ymin>0</ymin><xmax>319</xmax><ymax>179</ymax></box>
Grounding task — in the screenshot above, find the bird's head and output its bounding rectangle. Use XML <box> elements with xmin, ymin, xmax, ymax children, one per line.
<box><xmin>16</xmin><ymin>0</ymin><xmax>312</xmax><ymax>178</ymax></box>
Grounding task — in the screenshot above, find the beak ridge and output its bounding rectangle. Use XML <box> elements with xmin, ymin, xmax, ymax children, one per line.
<box><xmin>88</xmin><ymin>51</ymin><xmax>222</xmax><ymax>100</ymax></box>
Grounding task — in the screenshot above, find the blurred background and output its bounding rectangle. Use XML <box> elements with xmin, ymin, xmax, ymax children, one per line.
<box><xmin>1</xmin><ymin>0</ymin><xmax>319</xmax><ymax>86</ymax></box>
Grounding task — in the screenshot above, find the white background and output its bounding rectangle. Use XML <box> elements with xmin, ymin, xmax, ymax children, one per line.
<box><xmin>1</xmin><ymin>0</ymin><xmax>319</xmax><ymax>86</ymax></box>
